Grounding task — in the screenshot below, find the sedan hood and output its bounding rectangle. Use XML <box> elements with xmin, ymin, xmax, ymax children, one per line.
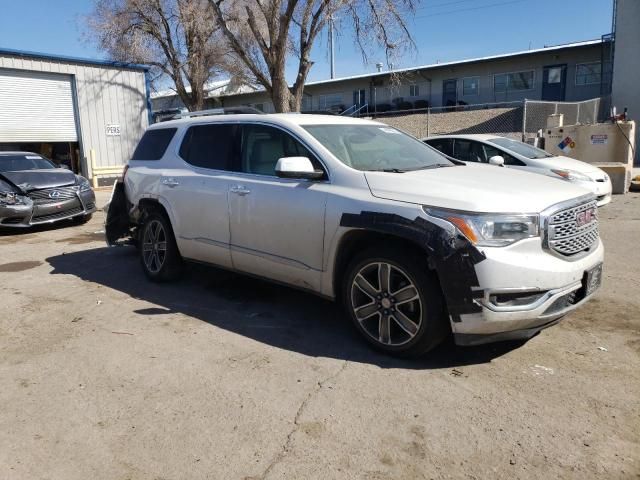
<box><xmin>0</xmin><ymin>169</ymin><xmax>77</xmax><ymax>193</ymax></box>
<box><xmin>529</xmin><ymin>155</ymin><xmax>604</xmax><ymax>175</ymax></box>
<box><xmin>364</xmin><ymin>163</ymin><xmax>592</xmax><ymax>213</ymax></box>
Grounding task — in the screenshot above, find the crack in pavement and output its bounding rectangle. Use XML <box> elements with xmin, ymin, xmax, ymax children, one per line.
<box><xmin>249</xmin><ymin>360</ymin><xmax>350</xmax><ymax>480</ymax></box>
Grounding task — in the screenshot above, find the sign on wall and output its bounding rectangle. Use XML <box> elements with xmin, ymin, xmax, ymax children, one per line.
<box><xmin>106</xmin><ymin>124</ymin><xmax>121</xmax><ymax>136</ymax></box>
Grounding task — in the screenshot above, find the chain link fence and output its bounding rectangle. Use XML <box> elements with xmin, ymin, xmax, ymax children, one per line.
<box><xmin>370</xmin><ymin>102</ymin><xmax>523</xmax><ymax>139</ymax></box>
<box><xmin>368</xmin><ymin>97</ymin><xmax>609</xmax><ymax>142</ymax></box>
<box><xmin>522</xmin><ymin>96</ymin><xmax>611</xmax><ymax>141</ymax></box>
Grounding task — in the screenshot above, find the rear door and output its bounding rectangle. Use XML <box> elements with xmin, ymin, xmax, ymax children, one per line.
<box><xmin>158</xmin><ymin>123</ymin><xmax>238</xmax><ymax>268</ymax></box>
<box><xmin>227</xmin><ymin>123</ymin><xmax>328</xmax><ymax>291</ymax></box>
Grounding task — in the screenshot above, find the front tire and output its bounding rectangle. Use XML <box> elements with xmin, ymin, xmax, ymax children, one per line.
<box><xmin>343</xmin><ymin>246</ymin><xmax>448</xmax><ymax>357</ymax></box>
<box><xmin>140</xmin><ymin>211</ymin><xmax>182</xmax><ymax>282</ymax></box>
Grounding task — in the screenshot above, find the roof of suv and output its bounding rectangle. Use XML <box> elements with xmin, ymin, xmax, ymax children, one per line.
<box><xmin>149</xmin><ymin>113</ymin><xmax>385</xmax><ymax>130</ymax></box>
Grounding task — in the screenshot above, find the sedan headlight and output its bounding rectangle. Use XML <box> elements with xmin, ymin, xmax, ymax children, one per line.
<box><xmin>425</xmin><ymin>207</ymin><xmax>539</xmax><ymax>247</ymax></box>
<box><xmin>0</xmin><ymin>180</ymin><xmax>29</xmax><ymax>206</ymax></box>
<box><xmin>76</xmin><ymin>176</ymin><xmax>92</xmax><ymax>192</ymax></box>
<box><xmin>0</xmin><ymin>192</ymin><xmax>27</xmax><ymax>206</ymax></box>
<box><xmin>551</xmin><ymin>169</ymin><xmax>593</xmax><ymax>182</ymax></box>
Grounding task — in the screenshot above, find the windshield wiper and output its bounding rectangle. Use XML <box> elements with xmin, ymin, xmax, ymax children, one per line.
<box><xmin>366</xmin><ymin>168</ymin><xmax>406</xmax><ymax>173</ymax></box>
<box><xmin>405</xmin><ymin>163</ymin><xmax>455</xmax><ymax>171</ymax></box>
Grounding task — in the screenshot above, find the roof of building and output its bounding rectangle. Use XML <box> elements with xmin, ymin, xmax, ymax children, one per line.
<box><xmin>151</xmin><ymin>79</ymin><xmax>256</xmax><ymax>100</ymax></box>
<box><xmin>0</xmin><ymin>47</ymin><xmax>150</xmax><ymax>71</ymax></box>
<box><xmin>303</xmin><ymin>39</ymin><xmax>602</xmax><ymax>87</ymax></box>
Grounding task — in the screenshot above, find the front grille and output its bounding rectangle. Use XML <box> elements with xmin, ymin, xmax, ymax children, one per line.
<box><xmin>546</xmin><ymin>199</ymin><xmax>599</xmax><ymax>257</ymax></box>
<box><xmin>29</xmin><ymin>186</ymin><xmax>79</xmax><ymax>205</ymax></box>
<box><xmin>31</xmin><ymin>206</ymin><xmax>83</xmax><ymax>223</ymax></box>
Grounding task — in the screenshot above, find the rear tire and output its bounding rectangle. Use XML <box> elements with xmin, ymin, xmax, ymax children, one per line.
<box><xmin>139</xmin><ymin>210</ymin><xmax>182</xmax><ymax>282</ymax></box>
<box><xmin>342</xmin><ymin>246</ymin><xmax>449</xmax><ymax>357</ymax></box>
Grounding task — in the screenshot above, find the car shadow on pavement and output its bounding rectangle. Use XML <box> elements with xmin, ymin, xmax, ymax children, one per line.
<box><xmin>46</xmin><ymin>246</ymin><xmax>526</xmax><ymax>369</ymax></box>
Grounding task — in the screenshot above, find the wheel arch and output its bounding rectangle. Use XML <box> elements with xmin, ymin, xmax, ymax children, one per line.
<box><xmin>332</xmin><ymin>229</ymin><xmax>433</xmax><ymax>303</ymax></box>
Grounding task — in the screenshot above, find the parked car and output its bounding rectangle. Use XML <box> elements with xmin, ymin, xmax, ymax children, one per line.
<box><xmin>106</xmin><ymin>114</ymin><xmax>603</xmax><ymax>357</ymax></box>
<box><xmin>423</xmin><ymin>134</ymin><xmax>612</xmax><ymax>207</ymax></box>
<box><xmin>0</xmin><ymin>152</ymin><xmax>96</xmax><ymax>228</ymax></box>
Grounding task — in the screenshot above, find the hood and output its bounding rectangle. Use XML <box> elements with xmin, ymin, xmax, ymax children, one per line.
<box><xmin>364</xmin><ymin>163</ymin><xmax>593</xmax><ymax>213</ymax></box>
<box><xmin>0</xmin><ymin>169</ymin><xmax>77</xmax><ymax>193</ymax></box>
<box><xmin>529</xmin><ymin>156</ymin><xmax>604</xmax><ymax>175</ymax></box>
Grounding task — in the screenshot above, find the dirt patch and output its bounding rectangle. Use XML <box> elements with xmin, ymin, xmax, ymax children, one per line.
<box><xmin>55</xmin><ymin>232</ymin><xmax>105</xmax><ymax>245</ymax></box>
<box><xmin>0</xmin><ymin>261</ymin><xmax>43</xmax><ymax>272</ymax></box>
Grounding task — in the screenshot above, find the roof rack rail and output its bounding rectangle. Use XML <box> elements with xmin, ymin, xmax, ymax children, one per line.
<box><xmin>176</xmin><ymin>106</ymin><xmax>264</xmax><ymax>119</ymax></box>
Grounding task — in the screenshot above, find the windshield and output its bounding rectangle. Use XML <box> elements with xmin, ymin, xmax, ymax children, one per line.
<box><xmin>0</xmin><ymin>154</ymin><xmax>56</xmax><ymax>172</ymax></box>
<box><xmin>303</xmin><ymin>125</ymin><xmax>454</xmax><ymax>171</ymax></box>
<box><xmin>488</xmin><ymin>137</ymin><xmax>553</xmax><ymax>159</ymax></box>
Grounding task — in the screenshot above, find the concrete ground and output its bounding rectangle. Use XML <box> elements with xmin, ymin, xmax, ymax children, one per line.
<box><xmin>1</xmin><ymin>191</ymin><xmax>639</xmax><ymax>480</ymax></box>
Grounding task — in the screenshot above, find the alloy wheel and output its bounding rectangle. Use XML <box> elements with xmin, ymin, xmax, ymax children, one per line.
<box><xmin>142</xmin><ymin>219</ymin><xmax>167</xmax><ymax>274</ymax></box>
<box><xmin>350</xmin><ymin>262</ymin><xmax>423</xmax><ymax>346</ymax></box>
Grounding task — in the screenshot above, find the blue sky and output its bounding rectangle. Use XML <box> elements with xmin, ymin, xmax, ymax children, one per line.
<box><xmin>0</xmin><ymin>0</ymin><xmax>613</xmax><ymax>85</ymax></box>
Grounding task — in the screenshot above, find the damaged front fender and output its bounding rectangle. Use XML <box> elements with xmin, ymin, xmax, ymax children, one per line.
<box><xmin>339</xmin><ymin>211</ymin><xmax>486</xmax><ymax>322</ymax></box>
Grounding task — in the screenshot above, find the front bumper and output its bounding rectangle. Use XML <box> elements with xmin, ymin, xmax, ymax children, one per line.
<box><xmin>452</xmin><ymin>237</ymin><xmax>604</xmax><ymax>345</ymax></box>
<box><xmin>0</xmin><ymin>189</ymin><xmax>96</xmax><ymax>228</ymax></box>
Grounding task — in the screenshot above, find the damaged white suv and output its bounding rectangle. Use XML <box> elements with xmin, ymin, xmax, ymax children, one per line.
<box><xmin>106</xmin><ymin>113</ymin><xmax>603</xmax><ymax>357</ymax></box>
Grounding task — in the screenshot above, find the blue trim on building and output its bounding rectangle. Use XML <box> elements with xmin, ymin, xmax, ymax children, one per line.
<box><xmin>144</xmin><ymin>70</ymin><xmax>153</xmax><ymax>125</ymax></box>
<box><xmin>0</xmin><ymin>47</ymin><xmax>150</xmax><ymax>71</ymax></box>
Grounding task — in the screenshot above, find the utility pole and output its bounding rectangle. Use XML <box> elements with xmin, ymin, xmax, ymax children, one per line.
<box><xmin>329</xmin><ymin>15</ymin><xmax>335</xmax><ymax>79</ymax></box>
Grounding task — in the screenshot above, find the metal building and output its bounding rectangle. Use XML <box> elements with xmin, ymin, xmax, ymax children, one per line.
<box><xmin>0</xmin><ymin>48</ymin><xmax>150</xmax><ymax>185</ymax></box>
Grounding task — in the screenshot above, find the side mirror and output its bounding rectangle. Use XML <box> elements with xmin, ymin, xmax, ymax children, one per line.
<box><xmin>488</xmin><ymin>155</ymin><xmax>505</xmax><ymax>167</ymax></box>
<box><xmin>275</xmin><ymin>157</ymin><xmax>324</xmax><ymax>180</ymax></box>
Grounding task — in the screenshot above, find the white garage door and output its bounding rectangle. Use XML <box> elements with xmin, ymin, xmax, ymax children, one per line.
<box><xmin>0</xmin><ymin>69</ymin><xmax>78</xmax><ymax>143</ymax></box>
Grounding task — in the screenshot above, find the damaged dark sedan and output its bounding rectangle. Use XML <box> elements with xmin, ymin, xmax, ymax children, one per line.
<box><xmin>0</xmin><ymin>152</ymin><xmax>96</xmax><ymax>228</ymax></box>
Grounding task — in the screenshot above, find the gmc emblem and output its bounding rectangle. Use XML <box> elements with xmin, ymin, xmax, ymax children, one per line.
<box><xmin>576</xmin><ymin>208</ymin><xmax>596</xmax><ymax>227</ymax></box>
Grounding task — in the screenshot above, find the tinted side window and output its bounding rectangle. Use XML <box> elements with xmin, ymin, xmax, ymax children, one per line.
<box><xmin>426</xmin><ymin>138</ymin><xmax>453</xmax><ymax>157</ymax></box>
<box><xmin>132</xmin><ymin>128</ymin><xmax>177</xmax><ymax>160</ymax></box>
<box><xmin>240</xmin><ymin>124</ymin><xmax>324</xmax><ymax>177</ymax></box>
<box><xmin>483</xmin><ymin>144</ymin><xmax>526</xmax><ymax>166</ymax></box>
<box><xmin>179</xmin><ymin>124</ymin><xmax>238</xmax><ymax>170</ymax></box>
<box><xmin>454</xmin><ymin>140</ymin><xmax>485</xmax><ymax>163</ymax></box>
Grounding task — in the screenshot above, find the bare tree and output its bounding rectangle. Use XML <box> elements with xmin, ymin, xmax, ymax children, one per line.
<box><xmin>209</xmin><ymin>0</ymin><xmax>417</xmax><ymax>112</ymax></box>
<box><xmin>85</xmin><ymin>0</ymin><xmax>232</xmax><ymax>111</ymax></box>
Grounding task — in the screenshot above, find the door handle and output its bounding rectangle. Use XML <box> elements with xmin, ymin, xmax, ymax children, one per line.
<box><xmin>162</xmin><ymin>178</ymin><xmax>180</xmax><ymax>188</ymax></box>
<box><xmin>230</xmin><ymin>185</ymin><xmax>251</xmax><ymax>196</ymax></box>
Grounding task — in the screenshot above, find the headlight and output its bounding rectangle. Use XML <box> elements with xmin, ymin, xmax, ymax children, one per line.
<box><xmin>76</xmin><ymin>176</ymin><xmax>92</xmax><ymax>192</ymax></box>
<box><xmin>551</xmin><ymin>169</ymin><xmax>592</xmax><ymax>182</ymax></box>
<box><xmin>425</xmin><ymin>207</ymin><xmax>539</xmax><ymax>247</ymax></box>
<box><xmin>0</xmin><ymin>180</ymin><xmax>29</xmax><ymax>206</ymax></box>
<box><xmin>0</xmin><ymin>192</ymin><xmax>30</xmax><ymax>206</ymax></box>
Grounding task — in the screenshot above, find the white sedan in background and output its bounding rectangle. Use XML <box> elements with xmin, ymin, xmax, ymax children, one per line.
<box><xmin>423</xmin><ymin>134</ymin><xmax>612</xmax><ymax>206</ymax></box>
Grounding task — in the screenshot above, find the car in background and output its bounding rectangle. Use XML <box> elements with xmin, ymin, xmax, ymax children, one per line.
<box><xmin>423</xmin><ymin>134</ymin><xmax>612</xmax><ymax>206</ymax></box>
<box><xmin>0</xmin><ymin>152</ymin><xmax>96</xmax><ymax>228</ymax></box>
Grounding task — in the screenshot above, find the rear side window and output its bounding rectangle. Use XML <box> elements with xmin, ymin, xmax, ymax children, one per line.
<box><xmin>179</xmin><ymin>124</ymin><xmax>238</xmax><ymax>170</ymax></box>
<box><xmin>426</xmin><ymin>138</ymin><xmax>453</xmax><ymax>157</ymax></box>
<box><xmin>453</xmin><ymin>139</ymin><xmax>485</xmax><ymax>163</ymax></box>
<box><xmin>131</xmin><ymin>128</ymin><xmax>177</xmax><ymax>160</ymax></box>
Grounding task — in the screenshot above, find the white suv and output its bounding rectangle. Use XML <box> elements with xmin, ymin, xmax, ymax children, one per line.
<box><xmin>106</xmin><ymin>113</ymin><xmax>604</xmax><ymax>357</ymax></box>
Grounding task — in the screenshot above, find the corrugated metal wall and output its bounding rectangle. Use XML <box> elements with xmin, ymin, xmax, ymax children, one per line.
<box><xmin>0</xmin><ymin>54</ymin><xmax>148</xmax><ymax>178</ymax></box>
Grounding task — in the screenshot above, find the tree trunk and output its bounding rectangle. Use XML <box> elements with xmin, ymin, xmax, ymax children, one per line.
<box><xmin>270</xmin><ymin>74</ymin><xmax>292</xmax><ymax>113</ymax></box>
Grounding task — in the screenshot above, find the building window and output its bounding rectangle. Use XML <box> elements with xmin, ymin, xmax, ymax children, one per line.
<box><xmin>494</xmin><ymin>70</ymin><xmax>534</xmax><ymax>93</ymax></box>
<box><xmin>318</xmin><ymin>93</ymin><xmax>344</xmax><ymax>110</ymax></box>
<box><xmin>575</xmin><ymin>62</ymin><xmax>601</xmax><ymax>85</ymax></box>
<box><xmin>253</xmin><ymin>103</ymin><xmax>264</xmax><ymax>112</ymax></box>
<box><xmin>462</xmin><ymin>77</ymin><xmax>479</xmax><ymax>96</ymax></box>
<box><xmin>409</xmin><ymin>84</ymin><xmax>420</xmax><ymax>97</ymax></box>
<box><xmin>301</xmin><ymin>95</ymin><xmax>313</xmax><ymax>112</ymax></box>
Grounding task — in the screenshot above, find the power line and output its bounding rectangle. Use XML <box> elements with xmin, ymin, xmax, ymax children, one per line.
<box><xmin>414</xmin><ymin>0</ymin><xmax>526</xmax><ymax>19</ymax></box>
